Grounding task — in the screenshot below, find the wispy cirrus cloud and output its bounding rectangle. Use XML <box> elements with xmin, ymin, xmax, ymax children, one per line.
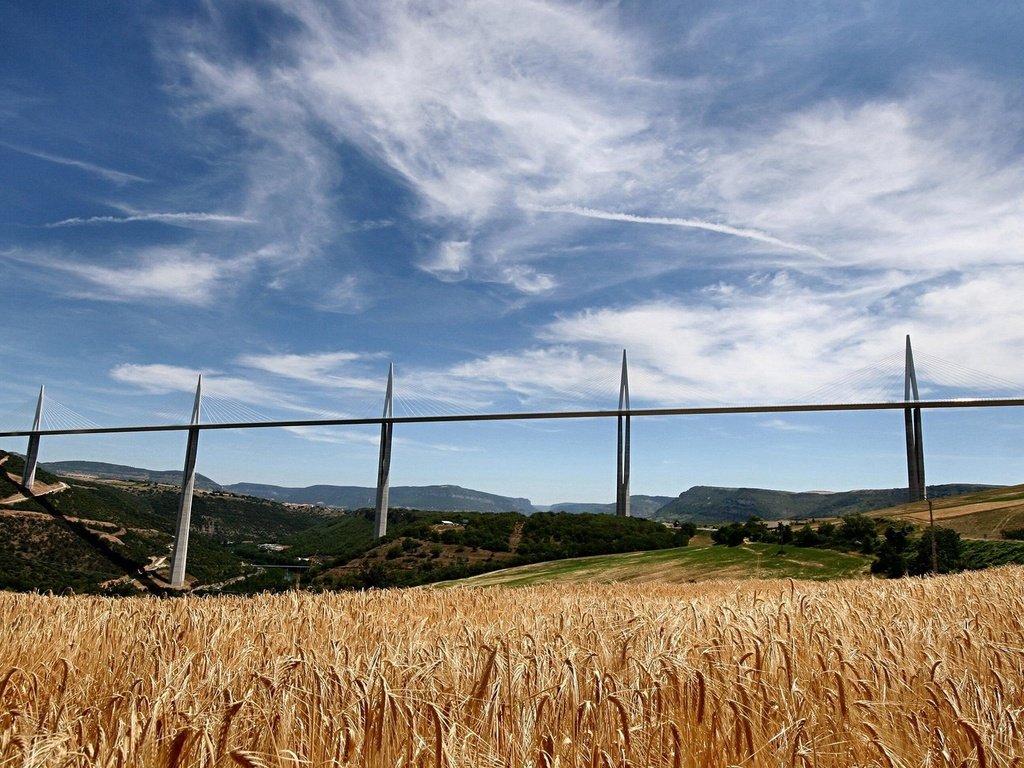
<box><xmin>701</xmin><ymin>76</ymin><xmax>1024</xmax><ymax>272</ymax></box>
<box><xmin>283</xmin><ymin>424</ymin><xmax>474</xmax><ymax>454</ymax></box>
<box><xmin>38</xmin><ymin>247</ymin><xmax>235</xmax><ymax>305</ymax></box>
<box><xmin>110</xmin><ymin>363</ymin><xmax>305</xmax><ymax>413</ymax></box>
<box><xmin>420</xmin><ymin>240</ymin><xmax>472</xmax><ymax>282</ymax></box>
<box><xmin>312</xmin><ymin>276</ymin><xmax>373</xmax><ymax>314</ymax></box>
<box><xmin>110</xmin><ymin>364</ymin><xmax>205</xmax><ymax>395</ymax></box>
<box><xmin>46</xmin><ymin>211</ymin><xmax>256</xmax><ymax>228</ymax></box>
<box><xmin>760</xmin><ymin>418</ymin><xmax>820</xmax><ymax>433</ymax></box>
<box><xmin>164</xmin><ymin>2</ymin><xmax>1024</xmax><ymax>307</ymax></box>
<box><xmin>168</xmin><ymin>1</ymin><xmax>672</xmax><ymax>294</ymax></box>
<box><xmin>237</xmin><ymin>351</ymin><xmax>383</xmax><ymax>392</ymax></box>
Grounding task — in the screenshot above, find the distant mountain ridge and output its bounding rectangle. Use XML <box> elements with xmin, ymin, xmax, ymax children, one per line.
<box><xmin>654</xmin><ymin>484</ymin><xmax>1001</xmax><ymax>523</ymax></box>
<box><xmin>543</xmin><ymin>496</ymin><xmax>675</xmax><ymax>518</ymax></box>
<box><xmin>42</xmin><ymin>461</ymin><xmax>221</xmax><ymax>491</ymax></box>
<box><xmin>224</xmin><ymin>482</ymin><xmax>534</xmax><ymax>514</ymax></box>
<box><xmin>40</xmin><ymin>460</ymin><xmax>1003</xmax><ymax>521</ymax></box>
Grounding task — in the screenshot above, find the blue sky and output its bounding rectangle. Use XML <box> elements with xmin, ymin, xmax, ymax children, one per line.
<box><xmin>2</xmin><ymin>1</ymin><xmax>1023</xmax><ymax>504</ymax></box>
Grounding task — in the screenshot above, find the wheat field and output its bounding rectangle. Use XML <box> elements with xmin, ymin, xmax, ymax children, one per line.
<box><xmin>2</xmin><ymin>568</ymin><xmax>1022</xmax><ymax>767</ymax></box>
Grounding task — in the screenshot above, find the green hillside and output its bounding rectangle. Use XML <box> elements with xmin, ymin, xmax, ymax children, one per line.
<box><xmin>2</xmin><ymin>451</ymin><xmax>693</xmax><ymax>594</ymax></box>
<box><xmin>1</xmin><ymin>450</ymin><xmax>339</xmax><ymax>593</ymax></box>
<box><xmin>308</xmin><ymin>510</ymin><xmax>693</xmax><ymax>589</ymax></box>
<box><xmin>7</xmin><ymin>448</ymin><xmax>1024</xmax><ymax>594</ymax></box>
<box><xmin>441</xmin><ymin>542</ymin><xmax>872</xmax><ymax>587</ymax></box>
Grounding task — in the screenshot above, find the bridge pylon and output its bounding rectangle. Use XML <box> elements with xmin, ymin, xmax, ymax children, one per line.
<box><xmin>904</xmin><ymin>336</ymin><xmax>926</xmax><ymax>502</ymax></box>
<box><xmin>616</xmin><ymin>350</ymin><xmax>631</xmax><ymax>517</ymax></box>
<box><xmin>169</xmin><ymin>376</ymin><xmax>202</xmax><ymax>588</ymax></box>
<box><xmin>373</xmin><ymin>364</ymin><xmax>394</xmax><ymax>538</ymax></box>
<box><xmin>22</xmin><ymin>386</ymin><xmax>45</xmax><ymax>491</ymax></box>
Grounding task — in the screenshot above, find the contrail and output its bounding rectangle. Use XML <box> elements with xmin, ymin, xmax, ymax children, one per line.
<box><xmin>46</xmin><ymin>212</ymin><xmax>257</xmax><ymax>228</ymax></box>
<box><xmin>529</xmin><ymin>204</ymin><xmax>830</xmax><ymax>260</ymax></box>
<box><xmin>1</xmin><ymin>142</ymin><xmax>148</xmax><ymax>184</ymax></box>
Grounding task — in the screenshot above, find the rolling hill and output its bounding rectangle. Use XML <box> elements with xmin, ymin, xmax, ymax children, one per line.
<box><xmin>441</xmin><ymin>542</ymin><xmax>873</xmax><ymax>587</ymax></box>
<box><xmin>6</xmin><ymin>448</ymin><xmax>1024</xmax><ymax>593</ymax></box>
<box><xmin>872</xmin><ymin>483</ymin><xmax>1024</xmax><ymax>539</ymax></box>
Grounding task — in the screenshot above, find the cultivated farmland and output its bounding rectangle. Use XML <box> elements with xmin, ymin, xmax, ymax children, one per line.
<box><xmin>2</xmin><ymin>568</ymin><xmax>1022</xmax><ymax>767</ymax></box>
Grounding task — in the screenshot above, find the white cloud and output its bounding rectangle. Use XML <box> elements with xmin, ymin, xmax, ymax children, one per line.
<box><xmin>421</xmin><ymin>240</ymin><xmax>471</xmax><ymax>281</ymax></box>
<box><xmin>283</xmin><ymin>424</ymin><xmax>474</xmax><ymax>454</ymax></box>
<box><xmin>237</xmin><ymin>351</ymin><xmax>383</xmax><ymax>392</ymax></box>
<box><xmin>540</xmin><ymin>270</ymin><xmax>1024</xmax><ymax>403</ymax></box>
<box><xmin>314</xmin><ymin>276</ymin><xmax>372</xmax><ymax>313</ymax></box>
<box><xmin>46</xmin><ymin>248</ymin><xmax>232</xmax><ymax>305</ymax></box>
<box><xmin>140</xmin><ymin>4</ymin><xmax>1022</xmax><ymax>313</ymax></box>
<box><xmin>703</xmin><ymin>78</ymin><xmax>1024</xmax><ymax>272</ymax></box>
<box><xmin>110</xmin><ymin>364</ymin><xmax>203</xmax><ymax>395</ymax></box>
<box><xmin>167</xmin><ymin>1</ymin><xmax>674</xmax><ymax>294</ymax></box>
<box><xmin>497</xmin><ymin>265</ymin><xmax>556</xmax><ymax>294</ymax></box>
<box><xmin>290</xmin><ymin>0</ymin><xmax>656</xmax><ymax>221</ymax></box>
<box><xmin>110</xmin><ymin>363</ymin><xmax>304</xmax><ymax>411</ymax></box>
<box><xmin>283</xmin><ymin>426</ymin><xmax>378</xmax><ymax>445</ymax></box>
<box><xmin>396</xmin><ymin>262</ymin><xmax>1024</xmax><ymax>411</ymax></box>
<box><xmin>441</xmin><ymin>346</ymin><xmax>623</xmax><ymax>408</ymax></box>
<box><xmin>760</xmin><ymin>418</ymin><xmax>820</xmax><ymax>433</ymax></box>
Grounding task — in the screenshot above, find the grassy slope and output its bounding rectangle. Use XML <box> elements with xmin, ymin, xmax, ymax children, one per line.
<box><xmin>441</xmin><ymin>541</ymin><xmax>872</xmax><ymax>587</ymax></box>
<box><xmin>870</xmin><ymin>484</ymin><xmax>1024</xmax><ymax>538</ymax></box>
<box><xmin>444</xmin><ymin>483</ymin><xmax>1024</xmax><ymax>587</ymax></box>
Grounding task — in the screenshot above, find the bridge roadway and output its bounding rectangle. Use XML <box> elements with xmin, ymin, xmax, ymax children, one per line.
<box><xmin>6</xmin><ymin>394</ymin><xmax>1024</xmax><ymax>588</ymax></box>
<box><xmin>2</xmin><ymin>396</ymin><xmax>1024</xmax><ymax>438</ymax></box>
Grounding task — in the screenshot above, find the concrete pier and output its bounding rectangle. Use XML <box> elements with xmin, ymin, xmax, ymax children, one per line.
<box><xmin>616</xmin><ymin>350</ymin><xmax>631</xmax><ymax>517</ymax></box>
<box><xmin>373</xmin><ymin>364</ymin><xmax>394</xmax><ymax>538</ymax></box>
<box><xmin>22</xmin><ymin>386</ymin><xmax>44</xmax><ymax>491</ymax></box>
<box><xmin>169</xmin><ymin>377</ymin><xmax>202</xmax><ymax>588</ymax></box>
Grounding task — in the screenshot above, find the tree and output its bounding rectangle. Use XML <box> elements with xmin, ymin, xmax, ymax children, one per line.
<box><xmin>837</xmin><ymin>514</ymin><xmax>879</xmax><ymax>553</ymax></box>
<box><xmin>910</xmin><ymin>527</ymin><xmax>962</xmax><ymax>575</ymax></box>
<box><xmin>743</xmin><ymin>517</ymin><xmax>771</xmax><ymax>542</ymax></box>
<box><xmin>793</xmin><ymin>524</ymin><xmax>823</xmax><ymax>547</ymax></box>
<box><xmin>712</xmin><ymin>523</ymin><xmax>746</xmax><ymax>547</ymax></box>
<box><xmin>871</xmin><ymin>523</ymin><xmax>912</xmax><ymax>578</ymax></box>
<box><xmin>777</xmin><ymin>523</ymin><xmax>793</xmax><ymax>545</ymax></box>
<box><xmin>673</xmin><ymin>521</ymin><xmax>697</xmax><ymax>540</ymax></box>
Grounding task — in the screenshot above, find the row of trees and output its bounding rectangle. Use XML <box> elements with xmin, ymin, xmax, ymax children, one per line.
<box><xmin>711</xmin><ymin>514</ymin><xmax>963</xmax><ymax>577</ymax></box>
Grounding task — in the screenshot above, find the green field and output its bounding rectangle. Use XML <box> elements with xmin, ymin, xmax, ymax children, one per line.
<box><xmin>440</xmin><ymin>541</ymin><xmax>872</xmax><ymax>587</ymax></box>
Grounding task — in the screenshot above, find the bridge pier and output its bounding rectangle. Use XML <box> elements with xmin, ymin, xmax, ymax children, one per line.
<box><xmin>904</xmin><ymin>336</ymin><xmax>926</xmax><ymax>502</ymax></box>
<box><xmin>616</xmin><ymin>350</ymin><xmax>631</xmax><ymax>517</ymax></box>
<box><xmin>373</xmin><ymin>364</ymin><xmax>394</xmax><ymax>538</ymax></box>
<box><xmin>22</xmin><ymin>386</ymin><xmax>44</xmax><ymax>491</ymax></box>
<box><xmin>169</xmin><ymin>377</ymin><xmax>202</xmax><ymax>588</ymax></box>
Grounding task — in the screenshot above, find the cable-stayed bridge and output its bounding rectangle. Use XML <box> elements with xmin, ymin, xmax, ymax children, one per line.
<box><xmin>3</xmin><ymin>336</ymin><xmax>1024</xmax><ymax>588</ymax></box>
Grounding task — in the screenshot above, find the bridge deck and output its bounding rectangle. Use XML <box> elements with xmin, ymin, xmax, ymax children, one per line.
<box><xmin>2</xmin><ymin>397</ymin><xmax>1023</xmax><ymax>438</ymax></box>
